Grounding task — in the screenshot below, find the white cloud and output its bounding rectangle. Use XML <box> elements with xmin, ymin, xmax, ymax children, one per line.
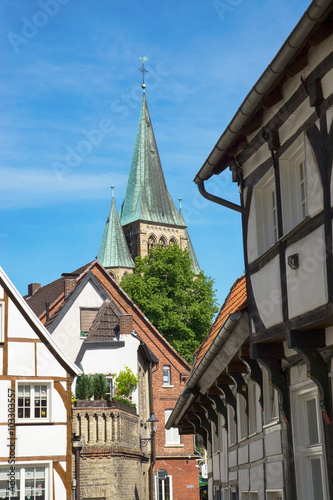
<box><xmin>0</xmin><ymin>167</ymin><xmax>127</xmax><ymax>209</ymax></box>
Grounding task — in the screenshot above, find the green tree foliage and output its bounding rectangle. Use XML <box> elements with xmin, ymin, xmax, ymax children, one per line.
<box><xmin>121</xmin><ymin>244</ymin><xmax>219</xmax><ymax>363</ymax></box>
<box><xmin>75</xmin><ymin>374</ymin><xmax>94</xmax><ymax>400</ymax></box>
<box><xmin>115</xmin><ymin>366</ymin><xmax>139</xmax><ymax>398</ymax></box>
<box><xmin>93</xmin><ymin>373</ymin><xmax>109</xmax><ymax>400</ymax></box>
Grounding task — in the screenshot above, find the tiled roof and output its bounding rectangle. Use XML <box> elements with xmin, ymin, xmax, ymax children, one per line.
<box><xmin>86</xmin><ymin>300</ymin><xmax>120</xmax><ymax>342</ymax></box>
<box><xmin>97</xmin><ymin>189</ymin><xmax>135</xmax><ymax>269</ymax></box>
<box><xmin>195</xmin><ymin>275</ymin><xmax>247</xmax><ymax>363</ymax></box>
<box><xmin>119</xmin><ymin>92</ymin><xmax>185</xmax><ymax>228</ymax></box>
<box><xmin>25</xmin><ymin>261</ymin><xmax>94</xmax><ymax>320</ymax></box>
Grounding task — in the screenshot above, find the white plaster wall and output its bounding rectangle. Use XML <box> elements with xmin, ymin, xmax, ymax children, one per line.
<box><xmin>0</xmin><ymin>285</ymin><xmax>4</xmax><ymax>299</ymax></box>
<box><xmin>305</xmin><ymin>135</ymin><xmax>323</xmax><ymax>217</ymax></box>
<box><xmin>266</xmin><ymin>461</ymin><xmax>284</xmax><ymax>490</ymax></box>
<box><xmin>212</xmin><ymin>453</ymin><xmax>220</xmax><ymax>481</ymax></box>
<box><xmin>279</xmin><ymin>98</ymin><xmax>312</xmax><ymax>146</ymax></box>
<box><xmin>243</xmin><ymin>35</ymin><xmax>332</xmax><ymax>184</ymax></box>
<box><xmin>247</xmin><ymin>193</ymin><xmax>259</xmax><ymax>263</ymax></box>
<box><xmin>322</xmin><ymin>68</ymin><xmax>333</xmax><ymax>101</ymax></box>
<box><xmin>51</xmin><ymin>280</ymin><xmax>105</xmax><ymax>362</ymax></box>
<box><xmin>327</xmin><ymin>104</ymin><xmax>333</xmax><ymax>134</ymax></box>
<box><xmin>250</xmin><ymin>464</ymin><xmax>264</xmax><ymax>496</ymax></box>
<box><xmin>54</xmin><ymin>466</ymin><xmax>66</xmax><ymax>500</ymax></box>
<box><xmin>81</xmin><ymin>335</ymin><xmax>140</xmax><ymax>406</ymax></box>
<box><xmin>36</xmin><ymin>343</ymin><xmax>66</xmax><ymax>378</ymax></box>
<box><xmin>8</xmin><ymin>342</ymin><xmax>35</xmax><ymax>376</ymax></box>
<box><xmin>238</xmin><ymin>468</ymin><xmax>249</xmax><ymax>493</ymax></box>
<box><xmin>249</xmin><ymin>439</ymin><xmax>263</xmax><ymax>462</ymax></box>
<box><xmin>238</xmin><ymin>444</ymin><xmax>248</xmax><ymax>465</ymax></box>
<box><xmin>290</xmin><ymin>363</ymin><xmax>308</xmax><ymax>387</ymax></box>
<box><xmin>0</xmin><ymin>426</ymin><xmax>9</xmax><ymax>458</ymax></box>
<box><xmin>228</xmin><ymin>449</ymin><xmax>237</xmax><ymax>468</ymax></box>
<box><xmin>326</xmin><ymin>326</ymin><xmax>333</xmax><ymax>347</ymax></box>
<box><xmin>0</xmin><ymin>347</ymin><xmax>3</xmax><ymax>375</ymax></box>
<box><xmin>286</xmin><ymin>225</ymin><xmax>327</xmax><ymax>319</ymax></box>
<box><xmin>52</xmin><ymin>387</ymin><xmax>67</xmax><ymax>423</ymax></box>
<box><xmin>264</xmin><ymin>430</ymin><xmax>282</xmax><ymax>456</ymax></box>
<box><xmin>0</xmin><ymin>380</ymin><xmax>11</xmax><ymax>423</ymax></box>
<box><xmin>16</xmin><ymin>424</ymin><xmax>66</xmax><ymax>457</ymax></box>
<box><xmin>251</xmin><ymin>255</ymin><xmax>283</xmax><ymax>329</ymax></box>
<box><xmin>242</xmin><ymin>144</ymin><xmax>271</xmax><ymax>179</ymax></box>
<box><xmin>8</xmin><ymin>299</ymin><xmax>38</xmax><ymax>339</ymax></box>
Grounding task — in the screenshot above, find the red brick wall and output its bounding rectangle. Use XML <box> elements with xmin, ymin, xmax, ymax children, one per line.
<box><xmin>155</xmin><ymin>457</ymin><xmax>200</xmax><ymax>500</ymax></box>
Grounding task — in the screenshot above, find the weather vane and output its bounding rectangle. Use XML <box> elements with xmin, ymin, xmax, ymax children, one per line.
<box><xmin>138</xmin><ymin>57</ymin><xmax>148</xmax><ymax>89</ymax></box>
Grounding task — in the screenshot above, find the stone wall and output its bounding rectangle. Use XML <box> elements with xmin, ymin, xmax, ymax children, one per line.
<box><xmin>72</xmin><ymin>407</ymin><xmax>150</xmax><ymax>500</ymax></box>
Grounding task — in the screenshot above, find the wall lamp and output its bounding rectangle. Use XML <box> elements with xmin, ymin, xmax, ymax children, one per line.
<box><xmin>140</xmin><ymin>411</ymin><xmax>159</xmax><ymax>447</ymax></box>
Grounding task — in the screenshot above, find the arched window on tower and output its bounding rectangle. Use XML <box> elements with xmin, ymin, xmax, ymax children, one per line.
<box><xmin>158</xmin><ymin>236</ymin><xmax>168</xmax><ymax>248</ymax></box>
<box><xmin>169</xmin><ymin>237</ymin><xmax>178</xmax><ymax>246</ymax></box>
<box><xmin>147</xmin><ymin>234</ymin><xmax>157</xmax><ymax>254</ymax></box>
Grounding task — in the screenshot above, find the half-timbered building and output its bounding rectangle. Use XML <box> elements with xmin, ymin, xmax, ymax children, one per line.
<box><xmin>0</xmin><ymin>267</ymin><xmax>81</xmax><ymax>500</ymax></box>
<box><xmin>167</xmin><ymin>276</ymin><xmax>286</xmax><ymax>500</ymax></box>
<box><xmin>191</xmin><ymin>1</ymin><xmax>333</xmax><ymax>499</ymax></box>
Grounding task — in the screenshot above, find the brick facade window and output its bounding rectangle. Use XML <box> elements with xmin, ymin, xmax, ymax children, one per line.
<box><xmin>163</xmin><ymin>365</ymin><xmax>171</xmax><ymax>385</ymax></box>
<box><xmin>165</xmin><ymin>409</ymin><xmax>180</xmax><ymax>445</ymax></box>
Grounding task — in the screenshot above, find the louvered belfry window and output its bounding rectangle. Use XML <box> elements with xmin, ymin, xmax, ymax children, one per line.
<box><xmin>80</xmin><ymin>308</ymin><xmax>99</xmax><ymax>338</ymax></box>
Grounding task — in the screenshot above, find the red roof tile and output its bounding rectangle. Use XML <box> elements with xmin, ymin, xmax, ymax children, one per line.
<box><xmin>195</xmin><ymin>275</ymin><xmax>247</xmax><ymax>363</ymax></box>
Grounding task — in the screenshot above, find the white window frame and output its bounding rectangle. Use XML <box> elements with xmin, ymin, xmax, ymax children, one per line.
<box><xmin>255</xmin><ymin>169</ymin><xmax>278</xmax><ymax>255</ymax></box>
<box><xmin>16</xmin><ymin>381</ymin><xmax>52</xmax><ymax>423</ymax></box>
<box><xmin>266</xmin><ymin>491</ymin><xmax>284</xmax><ymax>500</ymax></box>
<box><xmin>291</xmin><ymin>384</ymin><xmax>328</xmax><ymax>500</ymax></box>
<box><xmin>0</xmin><ymin>302</ymin><xmax>4</xmax><ymax>342</ymax></box>
<box><xmin>155</xmin><ymin>473</ymin><xmax>173</xmax><ymax>500</ymax></box>
<box><xmin>0</xmin><ymin>462</ymin><xmax>51</xmax><ymax>500</ymax></box>
<box><xmin>237</xmin><ymin>393</ymin><xmax>247</xmax><ymax>441</ymax></box>
<box><xmin>164</xmin><ymin>409</ymin><xmax>181</xmax><ymax>446</ymax></box>
<box><xmin>262</xmin><ymin>366</ymin><xmax>279</xmax><ymax>426</ymax></box>
<box><xmin>162</xmin><ymin>365</ymin><xmax>171</xmax><ymax>386</ymax></box>
<box><xmin>248</xmin><ymin>381</ymin><xmax>261</xmax><ymax>435</ymax></box>
<box><xmin>227</xmin><ymin>404</ymin><xmax>237</xmax><ymax>446</ymax></box>
<box><xmin>279</xmin><ymin>133</ymin><xmax>307</xmax><ymax>235</ymax></box>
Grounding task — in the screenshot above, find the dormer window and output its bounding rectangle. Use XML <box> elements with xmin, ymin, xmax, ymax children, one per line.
<box><xmin>80</xmin><ymin>308</ymin><xmax>99</xmax><ymax>338</ymax></box>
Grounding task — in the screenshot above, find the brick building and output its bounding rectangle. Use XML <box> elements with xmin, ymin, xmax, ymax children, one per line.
<box><xmin>26</xmin><ymin>259</ymin><xmax>200</xmax><ymax>499</ymax></box>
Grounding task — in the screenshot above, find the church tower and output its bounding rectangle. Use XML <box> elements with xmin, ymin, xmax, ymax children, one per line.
<box><xmin>98</xmin><ymin>60</ymin><xmax>200</xmax><ymax>282</ymax></box>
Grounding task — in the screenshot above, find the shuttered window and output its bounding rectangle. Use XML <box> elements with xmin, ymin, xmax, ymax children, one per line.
<box><xmin>80</xmin><ymin>308</ymin><xmax>99</xmax><ymax>338</ymax></box>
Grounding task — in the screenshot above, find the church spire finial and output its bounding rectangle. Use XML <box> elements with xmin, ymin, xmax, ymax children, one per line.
<box><xmin>111</xmin><ymin>185</ymin><xmax>114</xmax><ymax>198</ymax></box>
<box><xmin>139</xmin><ymin>57</ymin><xmax>148</xmax><ymax>90</ymax></box>
<box><xmin>179</xmin><ymin>197</ymin><xmax>182</xmax><ymax>210</ymax></box>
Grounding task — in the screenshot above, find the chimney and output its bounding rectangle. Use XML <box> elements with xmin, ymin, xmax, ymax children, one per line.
<box><xmin>61</xmin><ymin>272</ymin><xmax>79</xmax><ymax>296</ymax></box>
<box><xmin>64</xmin><ymin>278</ymin><xmax>76</xmax><ymax>296</ymax></box>
<box><xmin>27</xmin><ymin>283</ymin><xmax>41</xmax><ymax>297</ymax></box>
<box><xmin>119</xmin><ymin>314</ymin><xmax>133</xmax><ymax>335</ymax></box>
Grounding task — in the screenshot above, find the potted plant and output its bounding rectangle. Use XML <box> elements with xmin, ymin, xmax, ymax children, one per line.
<box><xmin>75</xmin><ymin>373</ymin><xmax>108</xmax><ymax>408</ymax></box>
<box><xmin>111</xmin><ymin>366</ymin><xmax>138</xmax><ymax>413</ymax></box>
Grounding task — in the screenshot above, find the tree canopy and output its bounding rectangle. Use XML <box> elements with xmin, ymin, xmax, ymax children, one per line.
<box><xmin>120</xmin><ymin>244</ymin><xmax>219</xmax><ymax>363</ymax></box>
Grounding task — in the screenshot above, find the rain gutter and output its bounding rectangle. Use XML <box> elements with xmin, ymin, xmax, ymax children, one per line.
<box><xmin>166</xmin><ymin>312</ymin><xmax>243</xmax><ymax>429</ymax></box>
<box><xmin>194</xmin><ymin>0</ymin><xmax>332</xmax><ymax>185</ymax></box>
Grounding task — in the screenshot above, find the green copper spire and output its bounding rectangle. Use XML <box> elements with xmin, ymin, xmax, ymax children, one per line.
<box><xmin>179</xmin><ymin>198</ymin><xmax>201</xmax><ymax>275</ymax></box>
<box><xmin>98</xmin><ymin>187</ymin><xmax>135</xmax><ymax>269</ymax></box>
<box><xmin>119</xmin><ymin>91</ymin><xmax>185</xmax><ymax>228</ymax></box>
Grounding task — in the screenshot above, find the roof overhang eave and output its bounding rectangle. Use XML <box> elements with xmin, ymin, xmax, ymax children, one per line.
<box><xmin>193</xmin><ymin>0</ymin><xmax>332</xmax><ymax>184</ymax></box>
<box><xmin>166</xmin><ymin>311</ymin><xmax>245</xmax><ymax>430</ymax></box>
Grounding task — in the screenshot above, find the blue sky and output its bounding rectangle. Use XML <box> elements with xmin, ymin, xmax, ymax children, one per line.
<box><xmin>1</xmin><ymin>0</ymin><xmax>309</xmax><ymax>306</ymax></box>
